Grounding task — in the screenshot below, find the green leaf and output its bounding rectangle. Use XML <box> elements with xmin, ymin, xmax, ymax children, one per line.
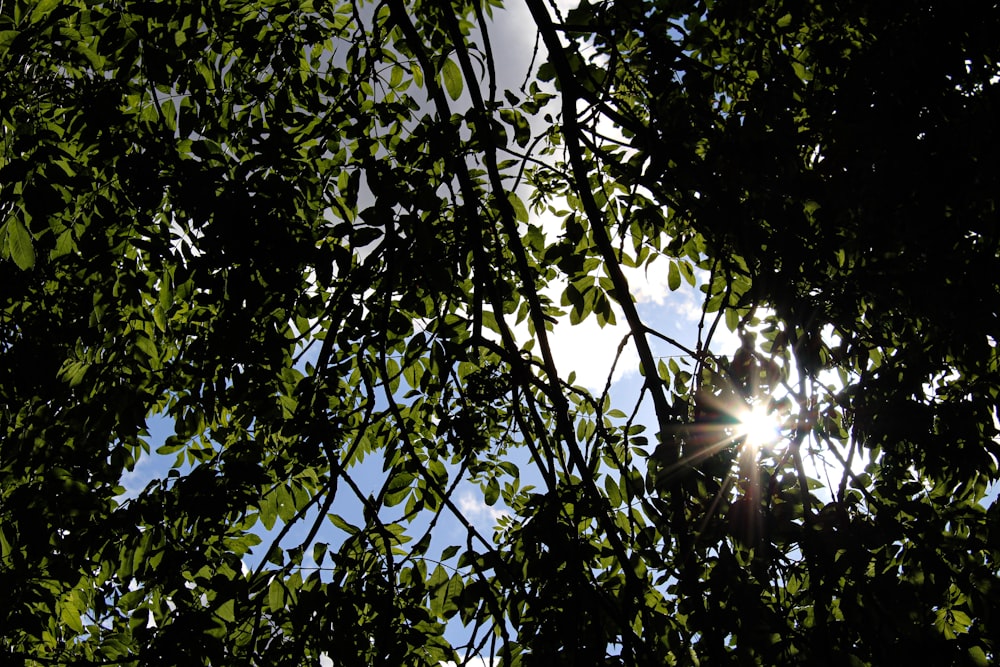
<box><xmin>668</xmin><ymin>261</ymin><xmax>680</xmax><ymax>291</ymax></box>
<box><xmin>725</xmin><ymin>307</ymin><xmax>739</xmax><ymax>332</ymax></box>
<box><xmin>389</xmin><ymin>64</ymin><xmax>404</xmax><ymax>88</ymax></box>
<box><xmin>484</xmin><ymin>478</ymin><xmax>499</xmax><ymax>506</ymax></box>
<box><xmin>0</xmin><ymin>30</ymin><xmax>19</xmax><ymax>53</ymax></box>
<box><xmin>153</xmin><ymin>305</ymin><xmax>168</xmax><ymax>332</ymax></box>
<box><xmin>58</xmin><ymin>360</ymin><xmax>90</xmax><ymax>387</ymax></box>
<box><xmin>51</xmin><ymin>228</ymin><xmax>76</xmax><ymax>259</ymax></box>
<box><xmin>6</xmin><ymin>217</ymin><xmax>35</xmax><ymax>270</ymax></box>
<box><xmin>678</xmin><ymin>260</ymin><xmax>696</xmax><ymax>286</ymax></box>
<box><xmin>312</xmin><ymin>542</ymin><xmax>328</xmax><ymax>566</ymax></box>
<box><xmin>792</xmin><ymin>60</ymin><xmax>812</xmax><ymax>81</ymax></box>
<box><xmin>215</xmin><ymin>599</ymin><xmax>235</xmax><ymax>623</ymax></box>
<box><xmin>156</xmin><ymin>436</ymin><xmax>186</xmax><ymax>455</ymax></box>
<box><xmin>604</xmin><ymin>474</ymin><xmax>623</xmax><ymax>507</ymax></box>
<box><xmin>260</xmin><ymin>494</ymin><xmax>278</xmax><ymax>531</ymax></box>
<box><xmin>441</xmin><ymin>57</ymin><xmax>463</xmax><ymax>101</ymax></box>
<box><xmin>967</xmin><ymin>646</ymin><xmax>989</xmax><ymax>667</ymax></box>
<box><xmin>134</xmin><ymin>334</ymin><xmax>158</xmax><ymax>360</ymax></box>
<box><xmin>500</xmin><ymin>108</ymin><xmax>531</xmax><ymax>147</ymax></box>
<box><xmin>30</xmin><ymin>0</ymin><xmax>60</xmax><ymax>21</ymax></box>
<box><xmin>327</xmin><ymin>513</ymin><xmax>359</xmax><ymax>535</ymax></box>
<box><xmin>275</xmin><ymin>484</ymin><xmax>295</xmax><ymax>522</ymax></box>
<box><xmin>507</xmin><ymin>192</ymin><xmax>529</xmax><ymax>223</ymax></box>
<box><xmin>268</xmin><ymin>579</ymin><xmax>285</xmax><ymax>613</ymax></box>
<box><xmin>0</xmin><ymin>527</ymin><xmax>12</xmax><ymax>560</ymax></box>
<box><xmin>439</xmin><ymin>573</ymin><xmax>463</xmax><ymax>617</ymax></box>
<box><xmin>61</xmin><ymin>603</ymin><xmax>85</xmax><ymax>634</ymax></box>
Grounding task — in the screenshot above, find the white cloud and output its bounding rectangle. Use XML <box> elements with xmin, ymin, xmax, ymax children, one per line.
<box><xmin>440</xmin><ymin>660</ymin><xmax>498</xmax><ymax>667</ymax></box>
<box><xmin>118</xmin><ymin>452</ymin><xmax>167</xmax><ymax>500</ymax></box>
<box><xmin>477</xmin><ymin>4</ymin><xmax>726</xmax><ymax>390</ymax></box>
<box><xmin>457</xmin><ymin>489</ymin><xmax>509</xmax><ymax>525</ymax></box>
<box><xmin>670</xmin><ymin>289</ymin><xmax>706</xmax><ymax>324</ymax></box>
<box><xmin>541</xmin><ymin>297</ymin><xmax>640</xmax><ymax>390</ymax></box>
<box><xmin>621</xmin><ymin>257</ymin><xmax>673</xmax><ymax>306</ymax></box>
<box><xmin>711</xmin><ymin>321</ymin><xmax>742</xmax><ymax>356</ymax></box>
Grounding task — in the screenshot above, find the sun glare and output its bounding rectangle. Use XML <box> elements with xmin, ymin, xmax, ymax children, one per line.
<box><xmin>737</xmin><ymin>403</ymin><xmax>783</xmax><ymax>450</ymax></box>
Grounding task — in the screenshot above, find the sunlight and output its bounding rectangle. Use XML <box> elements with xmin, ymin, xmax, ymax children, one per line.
<box><xmin>736</xmin><ymin>402</ymin><xmax>783</xmax><ymax>451</ymax></box>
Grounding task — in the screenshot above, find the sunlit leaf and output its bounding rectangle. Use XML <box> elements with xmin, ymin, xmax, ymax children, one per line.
<box><xmin>441</xmin><ymin>57</ymin><xmax>462</xmax><ymax>101</ymax></box>
<box><xmin>5</xmin><ymin>217</ymin><xmax>34</xmax><ymax>270</ymax></box>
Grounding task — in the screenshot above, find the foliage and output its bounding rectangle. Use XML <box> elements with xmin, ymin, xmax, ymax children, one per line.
<box><xmin>2</xmin><ymin>0</ymin><xmax>999</xmax><ymax>664</ymax></box>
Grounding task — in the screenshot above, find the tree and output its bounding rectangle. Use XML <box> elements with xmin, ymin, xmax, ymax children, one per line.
<box><xmin>2</xmin><ymin>0</ymin><xmax>999</xmax><ymax>664</ymax></box>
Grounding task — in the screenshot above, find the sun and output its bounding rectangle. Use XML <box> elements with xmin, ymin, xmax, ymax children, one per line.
<box><xmin>736</xmin><ymin>402</ymin><xmax>783</xmax><ymax>451</ymax></box>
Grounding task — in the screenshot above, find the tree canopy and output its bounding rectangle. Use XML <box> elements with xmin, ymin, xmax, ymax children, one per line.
<box><xmin>2</xmin><ymin>0</ymin><xmax>1000</xmax><ymax>664</ymax></box>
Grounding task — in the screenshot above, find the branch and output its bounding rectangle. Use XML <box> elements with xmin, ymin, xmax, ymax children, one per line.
<box><xmin>525</xmin><ymin>0</ymin><xmax>678</xmax><ymax>471</ymax></box>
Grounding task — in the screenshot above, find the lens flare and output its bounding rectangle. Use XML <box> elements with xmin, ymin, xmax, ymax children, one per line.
<box><xmin>737</xmin><ymin>403</ymin><xmax>782</xmax><ymax>450</ymax></box>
